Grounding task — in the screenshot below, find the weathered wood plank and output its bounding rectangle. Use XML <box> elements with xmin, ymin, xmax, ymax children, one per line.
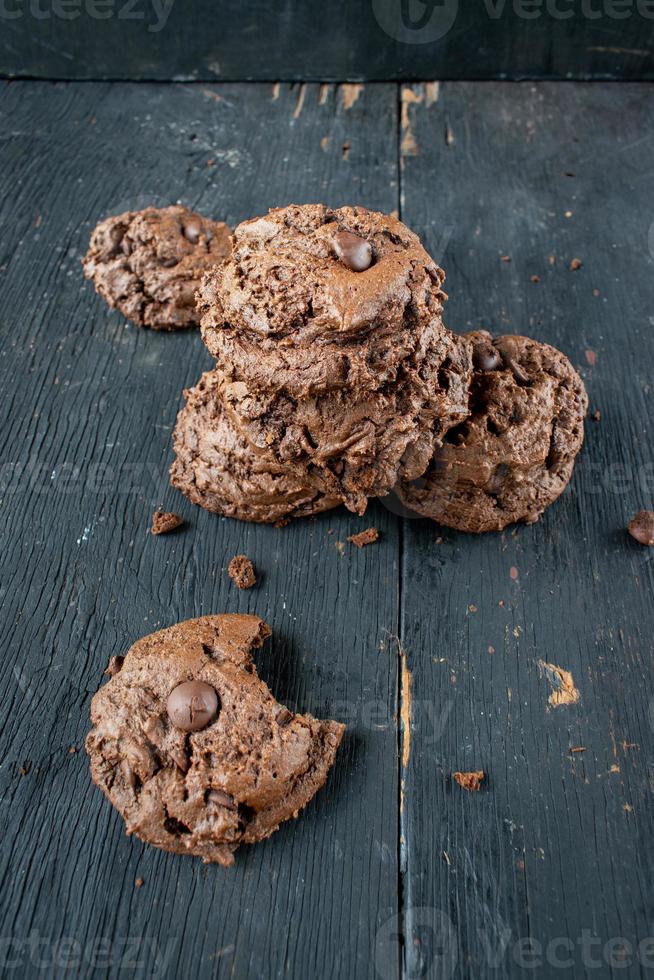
<box><xmin>1</xmin><ymin>2</ymin><xmax>654</xmax><ymax>81</ymax></box>
<box><xmin>0</xmin><ymin>80</ymin><xmax>400</xmax><ymax>979</ymax></box>
<box><xmin>399</xmin><ymin>81</ymin><xmax>654</xmax><ymax>979</ymax></box>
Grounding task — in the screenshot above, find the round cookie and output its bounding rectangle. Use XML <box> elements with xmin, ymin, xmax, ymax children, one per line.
<box><xmin>83</xmin><ymin>206</ymin><xmax>231</xmax><ymax>331</ymax></box>
<box><xmin>198</xmin><ymin>203</ymin><xmax>449</xmax><ymax>395</ymax></box>
<box><xmin>396</xmin><ymin>332</ymin><xmax>588</xmax><ymax>532</ymax></box>
<box><xmin>86</xmin><ymin>615</ymin><xmax>345</xmax><ymax>866</ymax></box>
<box><xmin>218</xmin><ymin>327</ymin><xmax>473</xmax><ymax>513</ymax></box>
<box><xmin>170</xmin><ymin>370</ymin><xmax>342</xmax><ymax>523</ymax></box>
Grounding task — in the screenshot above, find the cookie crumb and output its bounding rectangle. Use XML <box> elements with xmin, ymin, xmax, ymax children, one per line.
<box><xmin>500</xmin><ymin>255</ymin><xmax>511</xmax><ymax>263</ymax></box>
<box><xmin>591</xmin><ymin>410</ymin><xmax>601</xmax><ymax>422</ymax></box>
<box><xmin>453</xmin><ymin>771</ymin><xmax>485</xmax><ymax>791</ymax></box>
<box><xmin>135</xmin><ymin>877</ymin><xmax>144</xmax><ymax>888</ymax></box>
<box><xmin>569</xmin><ymin>257</ymin><xmax>583</xmax><ymax>271</ymax></box>
<box><xmin>569</xmin><ymin>746</ymin><xmax>586</xmax><ymax>754</ymax></box>
<box><xmin>228</xmin><ymin>555</ymin><xmax>257</xmax><ymax>589</ymax></box>
<box><xmin>347</xmin><ymin>527</ymin><xmax>380</xmax><ymax>548</ymax></box>
<box><xmin>151</xmin><ymin>511</ymin><xmax>185</xmax><ymax>535</ymax></box>
<box><xmin>530</xmin><ymin>274</ymin><xmax>541</xmax><ymax>283</ymax></box>
<box><xmin>68</xmin><ymin>746</ymin><xmax>77</xmax><ymax>754</ymax></box>
<box><xmin>628</xmin><ymin>510</ymin><xmax>654</xmax><ymax>546</ymax></box>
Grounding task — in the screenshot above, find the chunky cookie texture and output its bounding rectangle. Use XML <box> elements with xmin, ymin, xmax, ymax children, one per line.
<box><xmin>83</xmin><ymin>206</ymin><xmax>231</xmax><ymax>331</ymax></box>
<box><xmin>170</xmin><ymin>371</ymin><xmax>341</xmax><ymax>524</ymax></box>
<box><xmin>199</xmin><ymin>204</ymin><xmax>449</xmax><ymax>394</ymax></box>
<box><xmin>86</xmin><ymin>615</ymin><xmax>345</xmax><ymax>866</ymax></box>
<box><xmin>217</xmin><ymin>328</ymin><xmax>473</xmax><ymax>513</ymax></box>
<box><xmin>193</xmin><ymin>204</ymin><xmax>472</xmax><ymax>511</ymax></box>
<box><xmin>396</xmin><ymin>332</ymin><xmax>588</xmax><ymax>532</ymax></box>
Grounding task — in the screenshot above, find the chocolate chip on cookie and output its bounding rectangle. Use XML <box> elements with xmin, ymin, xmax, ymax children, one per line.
<box><xmin>83</xmin><ymin>206</ymin><xmax>231</xmax><ymax>331</ymax></box>
<box><xmin>167</xmin><ymin>681</ymin><xmax>219</xmax><ymax>732</ymax></box>
<box><xmin>86</xmin><ymin>615</ymin><xmax>345</xmax><ymax>865</ymax></box>
<box><xmin>332</xmin><ymin>230</ymin><xmax>372</xmax><ymax>271</ymax></box>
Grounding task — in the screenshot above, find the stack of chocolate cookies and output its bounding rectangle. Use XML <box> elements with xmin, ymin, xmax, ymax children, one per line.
<box><xmin>170</xmin><ymin>204</ymin><xmax>474</xmax><ymax>522</ymax></box>
<box><xmin>170</xmin><ymin>203</ymin><xmax>587</xmax><ymax>532</ymax></box>
<box><xmin>84</xmin><ymin>203</ymin><xmax>588</xmax><ymax>532</ymax></box>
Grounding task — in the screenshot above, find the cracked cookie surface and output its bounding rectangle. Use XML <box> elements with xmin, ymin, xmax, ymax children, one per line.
<box><xmin>86</xmin><ymin>615</ymin><xmax>345</xmax><ymax>865</ymax></box>
<box><xmin>198</xmin><ymin>203</ymin><xmax>449</xmax><ymax>394</ymax></box>
<box><xmin>396</xmin><ymin>332</ymin><xmax>588</xmax><ymax>532</ymax></box>
<box><xmin>83</xmin><ymin>206</ymin><xmax>231</xmax><ymax>330</ymax></box>
<box><xmin>170</xmin><ymin>370</ymin><xmax>341</xmax><ymax>523</ymax></box>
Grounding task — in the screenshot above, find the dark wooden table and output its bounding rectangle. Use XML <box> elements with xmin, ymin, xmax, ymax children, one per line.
<box><xmin>1</xmin><ymin>79</ymin><xmax>652</xmax><ymax>980</ymax></box>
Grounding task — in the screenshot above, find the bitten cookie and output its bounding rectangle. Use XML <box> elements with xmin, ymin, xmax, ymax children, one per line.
<box><xmin>396</xmin><ymin>332</ymin><xmax>588</xmax><ymax>532</ymax></box>
<box><xmin>83</xmin><ymin>206</ymin><xmax>231</xmax><ymax>330</ymax></box>
<box><xmin>86</xmin><ymin>615</ymin><xmax>345</xmax><ymax>866</ymax></box>
<box><xmin>170</xmin><ymin>371</ymin><xmax>341</xmax><ymax>523</ymax></box>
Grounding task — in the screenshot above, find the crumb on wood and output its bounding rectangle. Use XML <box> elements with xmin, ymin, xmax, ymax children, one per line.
<box><xmin>591</xmin><ymin>410</ymin><xmax>601</xmax><ymax>422</ymax></box>
<box><xmin>500</xmin><ymin>255</ymin><xmax>511</xmax><ymax>263</ymax></box>
<box><xmin>569</xmin><ymin>746</ymin><xmax>586</xmax><ymax>754</ymax></box>
<box><xmin>530</xmin><ymin>274</ymin><xmax>541</xmax><ymax>283</ymax></box>
<box><xmin>347</xmin><ymin>527</ymin><xmax>380</xmax><ymax>548</ymax></box>
<box><xmin>570</xmin><ymin>257</ymin><xmax>583</xmax><ymax>271</ymax></box>
<box><xmin>135</xmin><ymin>877</ymin><xmax>144</xmax><ymax>888</ymax></box>
<box><xmin>151</xmin><ymin>511</ymin><xmax>185</xmax><ymax>535</ymax></box>
<box><xmin>68</xmin><ymin>746</ymin><xmax>77</xmax><ymax>754</ymax></box>
<box><xmin>227</xmin><ymin>555</ymin><xmax>257</xmax><ymax>589</ymax></box>
<box><xmin>453</xmin><ymin>770</ymin><xmax>485</xmax><ymax>792</ymax></box>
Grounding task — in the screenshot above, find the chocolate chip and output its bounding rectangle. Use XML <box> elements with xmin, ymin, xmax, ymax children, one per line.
<box><xmin>472</xmin><ymin>342</ymin><xmax>502</xmax><ymax>372</ymax></box>
<box><xmin>628</xmin><ymin>510</ymin><xmax>654</xmax><ymax>546</ymax></box>
<box><xmin>183</xmin><ymin>216</ymin><xmax>203</xmax><ymax>244</ymax></box>
<box><xmin>275</xmin><ymin>705</ymin><xmax>294</xmax><ymax>726</ymax></box>
<box><xmin>207</xmin><ymin>788</ymin><xmax>238</xmax><ymax>810</ymax></box>
<box><xmin>104</xmin><ymin>656</ymin><xmax>124</xmax><ymax>677</ymax></box>
<box><xmin>167</xmin><ymin>681</ymin><xmax>219</xmax><ymax>732</ymax></box>
<box><xmin>332</xmin><ymin>230</ymin><xmax>372</xmax><ymax>272</ymax></box>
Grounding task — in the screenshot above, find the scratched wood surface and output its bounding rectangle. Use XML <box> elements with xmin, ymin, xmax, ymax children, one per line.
<box><xmin>0</xmin><ymin>80</ymin><xmax>652</xmax><ymax>980</ymax></box>
<box><xmin>2</xmin><ymin>1</ymin><xmax>654</xmax><ymax>82</ymax></box>
<box><xmin>399</xmin><ymin>82</ymin><xmax>654</xmax><ymax>979</ymax></box>
<box><xmin>0</xmin><ymin>81</ymin><xmax>401</xmax><ymax>980</ymax></box>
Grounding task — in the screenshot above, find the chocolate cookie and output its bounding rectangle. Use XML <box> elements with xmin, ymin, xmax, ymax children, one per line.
<box><xmin>218</xmin><ymin>327</ymin><xmax>472</xmax><ymax>513</ymax></box>
<box><xmin>170</xmin><ymin>371</ymin><xmax>341</xmax><ymax>523</ymax></box>
<box><xmin>198</xmin><ymin>204</ymin><xmax>449</xmax><ymax>395</ymax></box>
<box><xmin>86</xmin><ymin>615</ymin><xmax>345</xmax><ymax>866</ymax></box>
<box><xmin>396</xmin><ymin>333</ymin><xmax>588</xmax><ymax>532</ymax></box>
<box><xmin>83</xmin><ymin>206</ymin><xmax>231</xmax><ymax>331</ymax></box>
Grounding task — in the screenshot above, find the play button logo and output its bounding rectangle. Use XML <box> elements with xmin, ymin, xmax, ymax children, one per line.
<box><xmin>372</xmin><ymin>0</ymin><xmax>459</xmax><ymax>43</ymax></box>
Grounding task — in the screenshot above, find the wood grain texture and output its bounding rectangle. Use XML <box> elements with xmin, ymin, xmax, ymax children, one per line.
<box><xmin>0</xmin><ymin>79</ymin><xmax>652</xmax><ymax>980</ymax></box>
<box><xmin>2</xmin><ymin>2</ymin><xmax>654</xmax><ymax>81</ymax></box>
<box><xmin>399</xmin><ymin>81</ymin><xmax>654</xmax><ymax>978</ymax></box>
<box><xmin>0</xmin><ymin>81</ymin><xmax>401</xmax><ymax>979</ymax></box>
